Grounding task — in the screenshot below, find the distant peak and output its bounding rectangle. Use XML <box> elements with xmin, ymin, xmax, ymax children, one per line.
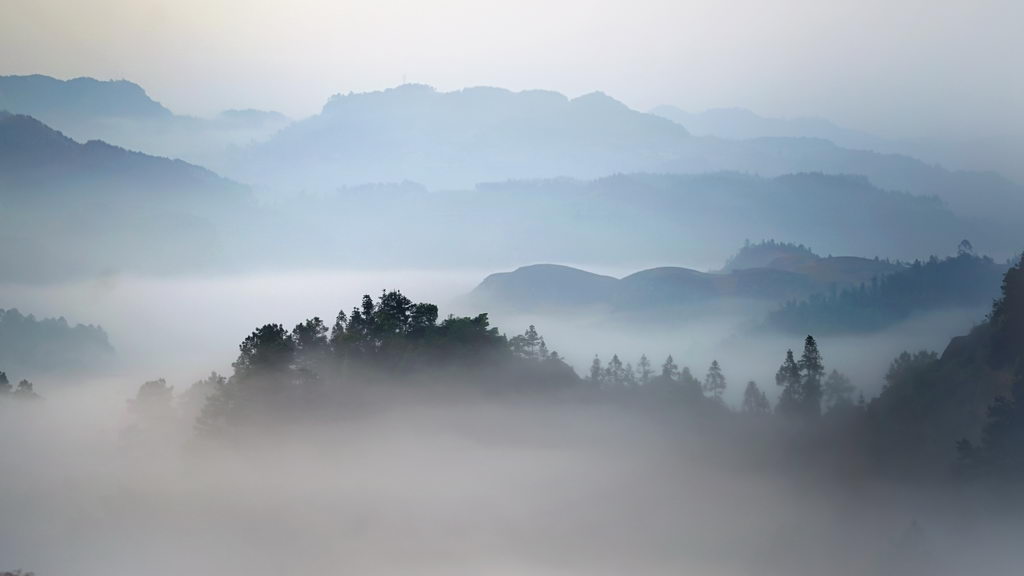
<box><xmin>0</xmin><ymin>74</ymin><xmax>172</xmax><ymax>118</ymax></box>
<box><xmin>571</xmin><ymin>91</ymin><xmax>629</xmax><ymax>110</ymax></box>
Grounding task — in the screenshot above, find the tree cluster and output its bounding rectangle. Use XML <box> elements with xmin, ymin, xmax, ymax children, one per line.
<box><xmin>768</xmin><ymin>251</ymin><xmax>1006</xmax><ymax>334</ymax></box>
<box><xmin>0</xmin><ymin>308</ymin><xmax>113</xmax><ymax>374</ymax></box>
<box><xmin>0</xmin><ymin>370</ymin><xmax>39</xmax><ymax>401</ymax></box>
<box><xmin>192</xmin><ymin>290</ymin><xmax>576</xmax><ymax>434</ymax></box>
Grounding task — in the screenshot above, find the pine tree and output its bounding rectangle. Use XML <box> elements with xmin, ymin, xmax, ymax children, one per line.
<box><xmin>510</xmin><ymin>325</ymin><xmax>545</xmax><ymax>360</ymax></box>
<box><xmin>589</xmin><ymin>355</ymin><xmax>604</xmax><ymax>385</ymax></box>
<box><xmin>703</xmin><ymin>360</ymin><xmax>727</xmax><ymax>401</ymax></box>
<box><xmin>775</xmin><ymin>349</ymin><xmax>802</xmax><ymax>416</ymax></box>
<box><xmin>637</xmin><ymin>354</ymin><xmax>653</xmax><ymax>386</ymax></box>
<box><xmin>823</xmin><ymin>369</ymin><xmax>855</xmax><ymax>411</ymax></box>
<box><xmin>661</xmin><ymin>355</ymin><xmax>679</xmax><ymax>381</ymax></box>
<box><xmin>679</xmin><ymin>367</ymin><xmax>703</xmax><ymax>397</ymax></box>
<box><xmin>742</xmin><ymin>381</ymin><xmax>771</xmax><ymax>414</ymax></box>
<box><xmin>623</xmin><ymin>363</ymin><xmax>637</xmax><ymax>387</ymax></box>
<box><xmin>0</xmin><ymin>371</ymin><xmax>9</xmax><ymax>394</ymax></box>
<box><xmin>799</xmin><ymin>336</ymin><xmax>825</xmax><ymax>417</ymax></box>
<box><xmin>605</xmin><ymin>354</ymin><xmax>625</xmax><ymax>387</ymax></box>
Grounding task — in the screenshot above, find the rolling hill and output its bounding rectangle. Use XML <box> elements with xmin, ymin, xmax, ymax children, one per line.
<box><xmin>468</xmin><ymin>245</ymin><xmax>901</xmax><ymax>315</ymax></box>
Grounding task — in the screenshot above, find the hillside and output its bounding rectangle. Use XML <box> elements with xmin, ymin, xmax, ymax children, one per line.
<box><xmin>863</xmin><ymin>255</ymin><xmax>1024</xmax><ymax>477</ymax></box>
<box><xmin>0</xmin><ymin>113</ymin><xmax>248</xmax><ymax>207</ymax></box>
<box><xmin>0</xmin><ymin>113</ymin><xmax>254</xmax><ymax>281</ymax></box>
<box><xmin>767</xmin><ymin>251</ymin><xmax>1008</xmax><ymax>334</ymax></box>
<box><xmin>469</xmin><ymin>247</ymin><xmax>892</xmax><ymax>314</ymax></box>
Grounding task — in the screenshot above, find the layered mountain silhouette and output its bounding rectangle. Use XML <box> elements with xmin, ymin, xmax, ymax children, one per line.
<box><xmin>0</xmin><ymin>112</ymin><xmax>247</xmax><ymax>206</ymax></box>
<box><xmin>6</xmin><ymin>76</ymin><xmax>1022</xmax><ymax>233</ymax></box>
<box><xmin>0</xmin><ymin>111</ymin><xmax>1007</xmax><ymax>281</ymax></box>
<box><xmin>0</xmin><ymin>108</ymin><xmax>1000</xmax><ymax>281</ymax></box>
<box><xmin>652</xmin><ymin>104</ymin><xmax>1024</xmax><ymax>185</ymax></box>
<box><xmin>469</xmin><ymin>243</ymin><xmax>900</xmax><ymax>314</ymax></box>
<box><xmin>224</xmin><ymin>84</ymin><xmax>1024</xmax><ymax>228</ymax></box>
<box><xmin>0</xmin><ymin>112</ymin><xmax>252</xmax><ymax>281</ymax></box>
<box><xmin>274</xmin><ymin>172</ymin><xmax>990</xmax><ymax>268</ymax></box>
<box><xmin>651</xmin><ymin>105</ymin><xmax>880</xmax><ymax>146</ymax></box>
<box><xmin>0</xmin><ymin>75</ymin><xmax>289</xmax><ymax>165</ymax></box>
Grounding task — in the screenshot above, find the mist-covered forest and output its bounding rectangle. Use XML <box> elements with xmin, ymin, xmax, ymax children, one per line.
<box><xmin>3</xmin><ymin>2</ymin><xmax>1024</xmax><ymax>574</ymax></box>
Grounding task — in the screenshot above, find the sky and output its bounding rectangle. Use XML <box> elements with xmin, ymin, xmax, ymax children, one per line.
<box><xmin>1</xmin><ymin>0</ymin><xmax>1022</xmax><ymax>139</ymax></box>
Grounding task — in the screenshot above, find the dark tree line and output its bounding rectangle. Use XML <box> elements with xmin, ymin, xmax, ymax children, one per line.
<box><xmin>194</xmin><ymin>290</ymin><xmax>577</xmax><ymax>435</ymax></box>
<box><xmin>589</xmin><ymin>335</ymin><xmax>853</xmax><ymax>418</ymax></box>
<box><xmin>955</xmin><ymin>255</ymin><xmax>1024</xmax><ymax>480</ymax></box>
<box><xmin>0</xmin><ymin>308</ymin><xmax>113</xmax><ymax>374</ymax></box>
<box><xmin>768</xmin><ymin>251</ymin><xmax>1007</xmax><ymax>334</ymax></box>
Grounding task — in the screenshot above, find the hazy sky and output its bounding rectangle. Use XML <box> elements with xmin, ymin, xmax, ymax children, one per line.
<box><xmin>2</xmin><ymin>0</ymin><xmax>1021</xmax><ymax>139</ymax></box>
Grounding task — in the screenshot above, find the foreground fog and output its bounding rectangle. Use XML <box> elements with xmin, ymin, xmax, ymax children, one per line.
<box><xmin>3</xmin><ymin>382</ymin><xmax>1022</xmax><ymax>576</ymax></box>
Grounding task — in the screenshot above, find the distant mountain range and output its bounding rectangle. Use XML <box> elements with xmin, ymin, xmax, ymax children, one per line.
<box><xmin>224</xmin><ymin>84</ymin><xmax>1024</xmax><ymax>229</ymax></box>
<box><xmin>0</xmin><ymin>112</ymin><xmax>1007</xmax><ymax>281</ymax></box>
<box><xmin>3</xmin><ymin>77</ymin><xmax>1023</xmax><ymax>281</ymax></box>
<box><xmin>273</xmin><ymin>173</ymin><xmax>992</xmax><ymax>268</ymax></box>
<box><xmin>0</xmin><ymin>74</ymin><xmax>289</xmax><ymax>167</ymax></box>
<box><xmin>651</xmin><ymin>106</ymin><xmax>881</xmax><ymax>146</ymax></box>
<box><xmin>469</xmin><ymin>242</ymin><xmax>901</xmax><ymax>315</ymax></box>
<box><xmin>651</xmin><ymin>104</ymin><xmax>1024</xmax><ymax>185</ymax></box>
<box><xmin>4</xmin><ymin>75</ymin><xmax>1022</xmax><ymax>232</ymax></box>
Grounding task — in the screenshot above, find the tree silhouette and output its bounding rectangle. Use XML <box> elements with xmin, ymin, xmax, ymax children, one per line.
<box><xmin>234</xmin><ymin>324</ymin><xmax>296</xmax><ymax>377</ymax></box>
<box><xmin>703</xmin><ymin>360</ymin><xmax>727</xmax><ymax>401</ymax></box>
<box><xmin>823</xmin><ymin>369</ymin><xmax>855</xmax><ymax>411</ymax></box>
<box><xmin>637</xmin><ymin>354</ymin><xmax>653</xmax><ymax>386</ymax></box>
<box><xmin>588</xmin><ymin>355</ymin><xmax>604</xmax><ymax>386</ymax></box>
<box><xmin>129</xmin><ymin>378</ymin><xmax>175</xmax><ymax>428</ymax></box>
<box><xmin>679</xmin><ymin>367</ymin><xmax>703</xmax><ymax>397</ymax></box>
<box><xmin>605</xmin><ymin>354</ymin><xmax>626</xmax><ymax>387</ymax></box>
<box><xmin>775</xmin><ymin>349</ymin><xmax>802</xmax><ymax>416</ymax></box>
<box><xmin>510</xmin><ymin>325</ymin><xmax>545</xmax><ymax>361</ymax></box>
<box><xmin>14</xmin><ymin>379</ymin><xmax>37</xmax><ymax>399</ymax></box>
<box><xmin>661</xmin><ymin>355</ymin><xmax>679</xmax><ymax>381</ymax></box>
<box><xmin>958</xmin><ymin>365</ymin><xmax>1024</xmax><ymax>479</ymax></box>
<box><xmin>742</xmin><ymin>381</ymin><xmax>771</xmax><ymax>414</ymax></box>
<box><xmin>798</xmin><ymin>336</ymin><xmax>825</xmax><ymax>417</ymax></box>
<box><xmin>990</xmin><ymin>255</ymin><xmax>1024</xmax><ymax>367</ymax></box>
